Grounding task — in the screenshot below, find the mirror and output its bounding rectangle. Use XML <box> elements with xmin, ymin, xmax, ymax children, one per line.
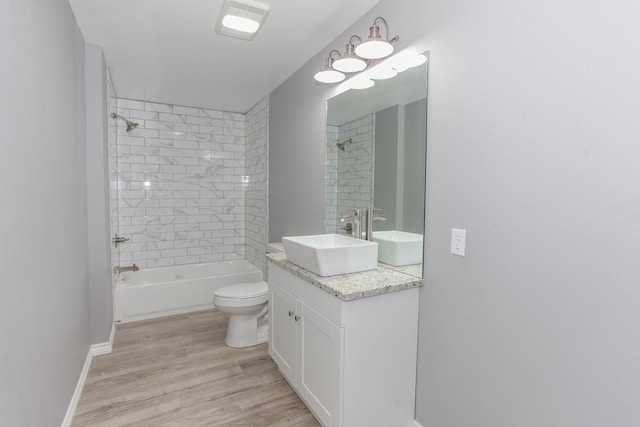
<box><xmin>324</xmin><ymin>53</ymin><xmax>428</xmax><ymax>278</ymax></box>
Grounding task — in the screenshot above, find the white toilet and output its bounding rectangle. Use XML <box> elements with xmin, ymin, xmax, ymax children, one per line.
<box><xmin>213</xmin><ymin>281</ymin><xmax>269</xmax><ymax>348</ymax></box>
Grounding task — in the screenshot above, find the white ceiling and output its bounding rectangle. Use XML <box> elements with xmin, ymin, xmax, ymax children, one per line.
<box><xmin>68</xmin><ymin>0</ymin><xmax>381</xmax><ymax>113</ymax></box>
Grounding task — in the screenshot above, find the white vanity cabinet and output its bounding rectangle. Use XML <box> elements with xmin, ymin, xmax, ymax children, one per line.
<box><xmin>268</xmin><ymin>261</ymin><xmax>420</xmax><ymax>427</ymax></box>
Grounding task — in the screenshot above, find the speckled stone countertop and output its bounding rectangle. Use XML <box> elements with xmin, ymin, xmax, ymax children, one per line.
<box><xmin>266</xmin><ymin>252</ymin><xmax>423</xmax><ymax>301</ymax></box>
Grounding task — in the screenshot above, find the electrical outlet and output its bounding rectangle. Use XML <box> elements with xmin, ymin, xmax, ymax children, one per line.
<box><xmin>450</xmin><ymin>228</ymin><xmax>466</xmax><ymax>256</ymax></box>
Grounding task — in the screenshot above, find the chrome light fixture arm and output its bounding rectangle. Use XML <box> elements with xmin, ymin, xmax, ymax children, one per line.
<box><xmin>372</xmin><ymin>17</ymin><xmax>399</xmax><ymax>45</ymax></box>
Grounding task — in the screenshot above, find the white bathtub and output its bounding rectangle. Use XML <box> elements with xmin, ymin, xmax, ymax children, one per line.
<box><xmin>115</xmin><ymin>260</ymin><xmax>263</xmax><ymax>323</ymax></box>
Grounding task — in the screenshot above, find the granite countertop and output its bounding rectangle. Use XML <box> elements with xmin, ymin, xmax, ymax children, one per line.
<box><xmin>266</xmin><ymin>252</ymin><xmax>423</xmax><ymax>301</ymax></box>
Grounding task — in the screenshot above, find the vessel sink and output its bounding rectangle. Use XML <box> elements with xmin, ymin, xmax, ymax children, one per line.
<box><xmin>373</xmin><ymin>230</ymin><xmax>423</xmax><ymax>266</ymax></box>
<box><xmin>282</xmin><ymin>233</ymin><xmax>378</xmax><ymax>276</ymax></box>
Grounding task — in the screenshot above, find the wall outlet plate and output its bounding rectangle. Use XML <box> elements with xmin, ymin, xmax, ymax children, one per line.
<box><xmin>451</xmin><ymin>228</ymin><xmax>466</xmax><ymax>256</ymax></box>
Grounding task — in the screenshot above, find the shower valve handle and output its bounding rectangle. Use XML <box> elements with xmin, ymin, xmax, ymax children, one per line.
<box><xmin>113</xmin><ymin>233</ymin><xmax>130</xmax><ymax>247</ymax></box>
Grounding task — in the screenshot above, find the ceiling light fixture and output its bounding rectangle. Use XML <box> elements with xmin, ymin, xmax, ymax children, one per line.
<box><xmin>314</xmin><ymin>17</ymin><xmax>398</xmax><ymax>87</ymax></box>
<box><xmin>215</xmin><ymin>0</ymin><xmax>270</xmax><ymax>41</ymax></box>
<box><xmin>355</xmin><ymin>17</ymin><xmax>399</xmax><ymax>59</ymax></box>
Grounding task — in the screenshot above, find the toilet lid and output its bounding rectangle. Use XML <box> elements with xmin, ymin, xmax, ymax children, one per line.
<box><xmin>214</xmin><ymin>281</ymin><xmax>268</xmax><ymax>299</ymax></box>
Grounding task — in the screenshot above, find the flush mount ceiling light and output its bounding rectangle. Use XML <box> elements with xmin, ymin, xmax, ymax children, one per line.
<box><xmin>314</xmin><ymin>16</ymin><xmax>398</xmax><ymax>86</ymax></box>
<box><xmin>215</xmin><ymin>0</ymin><xmax>270</xmax><ymax>41</ymax></box>
<box><xmin>355</xmin><ymin>17</ymin><xmax>399</xmax><ymax>59</ymax></box>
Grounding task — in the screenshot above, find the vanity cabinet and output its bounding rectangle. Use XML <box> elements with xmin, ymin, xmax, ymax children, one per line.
<box><xmin>268</xmin><ymin>262</ymin><xmax>419</xmax><ymax>427</ymax></box>
<box><xmin>270</xmin><ymin>281</ymin><xmax>343</xmax><ymax>426</ymax></box>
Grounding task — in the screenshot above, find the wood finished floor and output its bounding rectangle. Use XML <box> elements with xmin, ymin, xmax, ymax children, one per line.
<box><xmin>72</xmin><ymin>310</ymin><xmax>320</xmax><ymax>426</ymax></box>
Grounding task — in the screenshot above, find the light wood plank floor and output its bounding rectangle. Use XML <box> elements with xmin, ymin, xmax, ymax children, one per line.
<box><xmin>72</xmin><ymin>310</ymin><xmax>320</xmax><ymax>426</ymax></box>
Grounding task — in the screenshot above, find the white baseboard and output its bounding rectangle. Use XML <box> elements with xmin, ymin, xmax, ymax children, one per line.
<box><xmin>61</xmin><ymin>322</ymin><xmax>116</xmax><ymax>427</ymax></box>
<box><xmin>92</xmin><ymin>322</ymin><xmax>115</xmax><ymax>356</ymax></box>
<box><xmin>413</xmin><ymin>420</ymin><xmax>425</xmax><ymax>427</ymax></box>
<box><xmin>61</xmin><ymin>348</ymin><xmax>92</xmax><ymax>427</ymax></box>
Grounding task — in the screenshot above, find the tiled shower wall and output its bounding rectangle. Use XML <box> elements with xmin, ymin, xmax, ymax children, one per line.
<box><xmin>114</xmin><ymin>98</ymin><xmax>247</xmax><ymax>269</ymax></box>
<box><xmin>244</xmin><ymin>97</ymin><xmax>269</xmax><ymax>275</ymax></box>
<box><xmin>325</xmin><ymin>125</ymin><xmax>339</xmax><ymax>233</ymax></box>
<box><xmin>334</xmin><ymin>114</ymin><xmax>375</xmax><ymax>233</ymax></box>
<box><xmin>107</xmin><ymin>71</ymin><xmax>119</xmax><ymax>280</ymax></box>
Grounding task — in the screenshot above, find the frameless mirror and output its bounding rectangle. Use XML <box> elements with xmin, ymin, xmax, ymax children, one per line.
<box><xmin>324</xmin><ymin>53</ymin><xmax>428</xmax><ymax>278</ymax></box>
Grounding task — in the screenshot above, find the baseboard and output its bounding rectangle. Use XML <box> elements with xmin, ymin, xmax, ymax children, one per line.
<box><xmin>61</xmin><ymin>322</ymin><xmax>115</xmax><ymax>427</ymax></box>
<box><xmin>92</xmin><ymin>322</ymin><xmax>115</xmax><ymax>356</ymax></box>
<box><xmin>413</xmin><ymin>419</ymin><xmax>425</xmax><ymax>427</ymax></box>
<box><xmin>61</xmin><ymin>348</ymin><xmax>93</xmax><ymax>427</ymax></box>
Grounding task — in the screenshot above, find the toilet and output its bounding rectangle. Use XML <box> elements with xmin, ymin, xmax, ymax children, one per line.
<box><xmin>213</xmin><ymin>281</ymin><xmax>269</xmax><ymax>348</ymax></box>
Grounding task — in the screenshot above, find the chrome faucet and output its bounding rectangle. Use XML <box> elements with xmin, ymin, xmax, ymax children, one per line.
<box><xmin>340</xmin><ymin>209</ymin><xmax>363</xmax><ymax>239</ymax></box>
<box><xmin>365</xmin><ymin>208</ymin><xmax>386</xmax><ymax>241</ymax></box>
<box><xmin>114</xmin><ymin>264</ymin><xmax>139</xmax><ymax>274</ymax></box>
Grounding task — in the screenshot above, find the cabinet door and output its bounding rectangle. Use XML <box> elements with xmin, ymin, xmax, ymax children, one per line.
<box><xmin>269</xmin><ymin>284</ymin><xmax>297</xmax><ymax>383</ymax></box>
<box><xmin>298</xmin><ymin>303</ymin><xmax>344</xmax><ymax>427</ymax></box>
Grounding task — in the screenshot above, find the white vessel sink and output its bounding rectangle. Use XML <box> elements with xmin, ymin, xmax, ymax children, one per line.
<box><xmin>282</xmin><ymin>233</ymin><xmax>378</xmax><ymax>276</ymax></box>
<box><xmin>373</xmin><ymin>230</ymin><xmax>423</xmax><ymax>266</ymax></box>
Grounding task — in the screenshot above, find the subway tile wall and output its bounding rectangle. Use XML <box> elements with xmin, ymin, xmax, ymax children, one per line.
<box><xmin>325</xmin><ymin>125</ymin><xmax>339</xmax><ymax>233</ymax></box>
<box><xmin>244</xmin><ymin>97</ymin><xmax>269</xmax><ymax>276</ymax></box>
<box><xmin>114</xmin><ymin>98</ymin><xmax>247</xmax><ymax>269</ymax></box>
<box><xmin>335</xmin><ymin>114</ymin><xmax>375</xmax><ymax>233</ymax></box>
<box><xmin>107</xmin><ymin>71</ymin><xmax>119</xmax><ymax>281</ymax></box>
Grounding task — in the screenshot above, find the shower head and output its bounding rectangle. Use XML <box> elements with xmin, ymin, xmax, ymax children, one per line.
<box><xmin>111</xmin><ymin>113</ymin><xmax>139</xmax><ymax>132</ymax></box>
<box><xmin>336</xmin><ymin>138</ymin><xmax>353</xmax><ymax>151</ymax></box>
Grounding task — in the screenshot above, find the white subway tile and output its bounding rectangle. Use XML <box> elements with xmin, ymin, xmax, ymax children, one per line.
<box><xmin>159</xmin><ymin>113</ymin><xmax>186</xmax><ymax>123</ymax></box>
<box><xmin>174</xmin><ymin>256</ymin><xmax>200</xmax><ymax>264</ymax></box>
<box><xmin>173</xmin><ymin>105</ymin><xmax>200</xmax><ymax>116</ymax></box>
<box><xmin>112</xmin><ymin>96</ymin><xmax>271</xmax><ymax>268</ymax></box>
<box><xmin>145</xmin><ymin>102</ymin><xmax>173</xmax><ymax>113</ymax></box>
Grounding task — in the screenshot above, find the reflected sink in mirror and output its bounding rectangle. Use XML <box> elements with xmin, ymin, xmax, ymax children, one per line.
<box><xmin>282</xmin><ymin>234</ymin><xmax>378</xmax><ymax>277</ymax></box>
<box><xmin>373</xmin><ymin>230</ymin><xmax>423</xmax><ymax>267</ymax></box>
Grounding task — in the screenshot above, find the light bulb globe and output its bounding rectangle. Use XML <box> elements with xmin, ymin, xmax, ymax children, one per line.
<box><xmin>355</xmin><ymin>40</ymin><xmax>394</xmax><ymax>60</ymax></box>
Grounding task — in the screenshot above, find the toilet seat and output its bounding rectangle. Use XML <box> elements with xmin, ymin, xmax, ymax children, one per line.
<box><xmin>214</xmin><ymin>281</ymin><xmax>268</xmax><ymax>308</ymax></box>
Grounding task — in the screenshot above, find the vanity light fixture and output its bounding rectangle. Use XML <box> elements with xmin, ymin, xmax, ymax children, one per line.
<box><xmin>355</xmin><ymin>17</ymin><xmax>398</xmax><ymax>59</ymax></box>
<box><xmin>332</xmin><ymin>36</ymin><xmax>368</xmax><ymax>73</ymax></box>
<box><xmin>314</xmin><ymin>16</ymin><xmax>398</xmax><ymax>85</ymax></box>
<box><xmin>215</xmin><ymin>0</ymin><xmax>270</xmax><ymax>41</ymax></box>
<box><xmin>314</xmin><ymin>50</ymin><xmax>346</xmax><ymax>83</ymax></box>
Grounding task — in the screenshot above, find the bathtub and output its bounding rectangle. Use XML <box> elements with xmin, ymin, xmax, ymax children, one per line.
<box><xmin>115</xmin><ymin>260</ymin><xmax>263</xmax><ymax>323</ymax></box>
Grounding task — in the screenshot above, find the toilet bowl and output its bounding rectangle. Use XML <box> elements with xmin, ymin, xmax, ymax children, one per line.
<box><xmin>213</xmin><ymin>281</ymin><xmax>269</xmax><ymax>348</ymax></box>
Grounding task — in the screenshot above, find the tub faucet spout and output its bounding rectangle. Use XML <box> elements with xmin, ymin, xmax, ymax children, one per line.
<box><xmin>115</xmin><ymin>264</ymin><xmax>139</xmax><ymax>274</ymax></box>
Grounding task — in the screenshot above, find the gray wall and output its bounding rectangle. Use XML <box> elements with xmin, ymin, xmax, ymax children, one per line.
<box><xmin>269</xmin><ymin>0</ymin><xmax>640</xmax><ymax>425</ymax></box>
<box><xmin>0</xmin><ymin>0</ymin><xmax>91</xmax><ymax>425</ymax></box>
<box><xmin>85</xmin><ymin>44</ymin><xmax>114</xmax><ymax>343</ymax></box>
